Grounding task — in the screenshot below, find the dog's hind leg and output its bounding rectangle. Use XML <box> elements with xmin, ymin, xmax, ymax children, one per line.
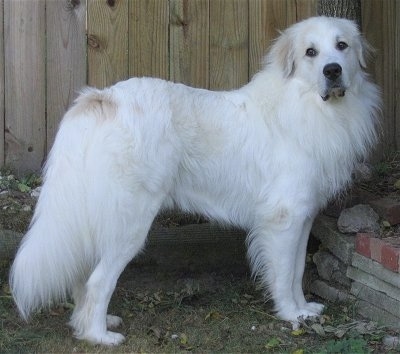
<box><xmin>69</xmin><ymin>191</ymin><xmax>164</xmax><ymax>345</ymax></box>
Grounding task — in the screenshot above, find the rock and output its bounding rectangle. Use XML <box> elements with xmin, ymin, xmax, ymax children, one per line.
<box><xmin>312</xmin><ymin>215</ymin><xmax>355</xmax><ymax>264</ymax></box>
<box><xmin>337</xmin><ymin>204</ymin><xmax>380</xmax><ymax>233</ymax></box>
<box><xmin>383</xmin><ymin>335</ymin><xmax>400</xmax><ymax>349</ymax></box>
<box><xmin>313</xmin><ymin>251</ymin><xmax>351</xmax><ymax>287</ymax></box>
<box><xmin>30</xmin><ymin>186</ymin><xmax>41</xmax><ymax>198</ymax></box>
<box><xmin>353</xmin><ymin>162</ymin><xmax>373</xmax><ymax>182</ymax></box>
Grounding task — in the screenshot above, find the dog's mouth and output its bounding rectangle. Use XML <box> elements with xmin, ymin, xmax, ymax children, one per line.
<box><xmin>321</xmin><ymin>85</ymin><xmax>346</xmax><ymax>101</ymax></box>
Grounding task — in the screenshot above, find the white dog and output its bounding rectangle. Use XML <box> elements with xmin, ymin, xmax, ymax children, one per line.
<box><xmin>10</xmin><ymin>16</ymin><xmax>380</xmax><ymax>345</ymax></box>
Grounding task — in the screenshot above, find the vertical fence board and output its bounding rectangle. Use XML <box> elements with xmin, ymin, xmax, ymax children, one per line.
<box><xmin>46</xmin><ymin>0</ymin><xmax>87</xmax><ymax>152</ymax></box>
<box><xmin>249</xmin><ymin>0</ymin><xmax>296</xmax><ymax>78</ymax></box>
<box><xmin>296</xmin><ymin>0</ymin><xmax>318</xmax><ymax>20</ymax></box>
<box><xmin>0</xmin><ymin>0</ymin><xmax>4</xmax><ymax>166</ymax></box>
<box><xmin>87</xmin><ymin>0</ymin><xmax>129</xmax><ymax>88</ymax></box>
<box><xmin>0</xmin><ymin>1</ymin><xmax>398</xmax><ymax>172</ymax></box>
<box><xmin>4</xmin><ymin>0</ymin><xmax>46</xmax><ymax>173</ymax></box>
<box><xmin>394</xmin><ymin>0</ymin><xmax>400</xmax><ymax>151</ymax></box>
<box><xmin>362</xmin><ymin>0</ymin><xmax>396</xmax><ymax>154</ymax></box>
<box><xmin>209</xmin><ymin>0</ymin><xmax>248</xmax><ymax>90</ymax></box>
<box><xmin>170</xmin><ymin>0</ymin><xmax>209</xmax><ymax>88</ymax></box>
<box><xmin>129</xmin><ymin>0</ymin><xmax>169</xmax><ymax>80</ymax></box>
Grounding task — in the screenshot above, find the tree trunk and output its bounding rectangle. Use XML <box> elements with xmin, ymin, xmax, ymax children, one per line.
<box><xmin>318</xmin><ymin>0</ymin><xmax>361</xmax><ymax>27</ymax></box>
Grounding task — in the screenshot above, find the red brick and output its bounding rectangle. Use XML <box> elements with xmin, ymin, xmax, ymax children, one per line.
<box><xmin>370</xmin><ymin>197</ymin><xmax>400</xmax><ymax>225</ymax></box>
<box><xmin>355</xmin><ymin>233</ymin><xmax>372</xmax><ymax>258</ymax></box>
<box><xmin>370</xmin><ymin>237</ymin><xmax>384</xmax><ymax>263</ymax></box>
<box><xmin>381</xmin><ymin>244</ymin><xmax>400</xmax><ymax>272</ymax></box>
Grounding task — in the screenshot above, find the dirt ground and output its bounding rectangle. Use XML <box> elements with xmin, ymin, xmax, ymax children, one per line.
<box><xmin>1</xmin><ymin>166</ymin><xmax>400</xmax><ymax>353</ymax></box>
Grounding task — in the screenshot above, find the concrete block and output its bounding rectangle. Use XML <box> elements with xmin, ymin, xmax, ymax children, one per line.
<box><xmin>351</xmin><ymin>281</ymin><xmax>400</xmax><ymax>317</ymax></box>
<box><xmin>352</xmin><ymin>253</ymin><xmax>400</xmax><ymax>288</ymax></box>
<box><xmin>356</xmin><ymin>300</ymin><xmax>400</xmax><ymax>328</ymax></box>
<box><xmin>310</xmin><ymin>279</ymin><xmax>354</xmax><ymax>303</ymax></box>
<box><xmin>312</xmin><ymin>215</ymin><xmax>355</xmax><ymax>264</ymax></box>
<box><xmin>347</xmin><ymin>266</ymin><xmax>400</xmax><ymax>301</ymax></box>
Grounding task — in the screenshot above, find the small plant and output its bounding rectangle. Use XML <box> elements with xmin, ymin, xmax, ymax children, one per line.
<box><xmin>0</xmin><ymin>169</ymin><xmax>41</xmax><ymax>193</ymax></box>
<box><xmin>317</xmin><ymin>337</ymin><xmax>370</xmax><ymax>354</ymax></box>
<box><xmin>373</xmin><ymin>161</ymin><xmax>391</xmax><ymax>177</ymax></box>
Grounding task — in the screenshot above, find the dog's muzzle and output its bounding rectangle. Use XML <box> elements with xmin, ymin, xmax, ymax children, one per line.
<box><xmin>321</xmin><ymin>63</ymin><xmax>346</xmax><ymax>101</ymax></box>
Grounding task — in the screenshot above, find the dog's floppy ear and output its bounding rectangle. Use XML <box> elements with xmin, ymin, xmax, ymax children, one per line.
<box><xmin>266</xmin><ymin>30</ymin><xmax>296</xmax><ymax>77</ymax></box>
<box><xmin>357</xmin><ymin>35</ymin><xmax>375</xmax><ymax>69</ymax></box>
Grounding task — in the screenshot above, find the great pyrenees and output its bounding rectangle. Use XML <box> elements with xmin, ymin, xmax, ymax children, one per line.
<box><xmin>10</xmin><ymin>16</ymin><xmax>380</xmax><ymax>345</ymax></box>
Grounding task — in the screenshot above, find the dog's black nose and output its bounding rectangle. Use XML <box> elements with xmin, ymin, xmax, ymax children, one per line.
<box><xmin>323</xmin><ymin>63</ymin><xmax>342</xmax><ymax>80</ymax></box>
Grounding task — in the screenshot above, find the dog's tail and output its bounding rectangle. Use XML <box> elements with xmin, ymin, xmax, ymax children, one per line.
<box><xmin>9</xmin><ymin>89</ymin><xmax>113</xmax><ymax>320</ymax></box>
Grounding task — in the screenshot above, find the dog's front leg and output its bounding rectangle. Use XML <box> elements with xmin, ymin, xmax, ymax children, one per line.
<box><xmin>247</xmin><ymin>213</ymin><xmax>323</xmax><ymax>326</ymax></box>
<box><xmin>292</xmin><ymin>217</ymin><xmax>324</xmax><ymax>316</ymax></box>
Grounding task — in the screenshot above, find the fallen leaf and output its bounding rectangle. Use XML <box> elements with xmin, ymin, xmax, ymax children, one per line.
<box><xmin>292</xmin><ymin>349</ymin><xmax>304</xmax><ymax>354</ymax></box>
<box><xmin>291</xmin><ymin>328</ymin><xmax>306</xmax><ymax>336</ymax></box>
<box><xmin>265</xmin><ymin>337</ymin><xmax>281</xmax><ymax>349</ymax></box>
<box><xmin>205</xmin><ymin>310</ymin><xmax>225</xmax><ymax>321</ymax></box>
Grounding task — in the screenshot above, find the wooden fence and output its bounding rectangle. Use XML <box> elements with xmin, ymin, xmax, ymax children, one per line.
<box><xmin>0</xmin><ymin>0</ymin><xmax>399</xmax><ymax>173</ymax></box>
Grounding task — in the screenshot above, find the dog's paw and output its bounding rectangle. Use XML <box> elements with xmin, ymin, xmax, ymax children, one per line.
<box><xmin>303</xmin><ymin>301</ymin><xmax>324</xmax><ymax>315</ymax></box>
<box><xmin>83</xmin><ymin>331</ymin><xmax>125</xmax><ymax>346</ymax></box>
<box><xmin>277</xmin><ymin>304</ymin><xmax>322</xmax><ymax>327</ymax></box>
<box><xmin>106</xmin><ymin>315</ymin><xmax>123</xmax><ymax>329</ymax></box>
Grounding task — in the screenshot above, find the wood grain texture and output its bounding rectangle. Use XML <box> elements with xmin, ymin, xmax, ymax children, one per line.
<box><xmin>209</xmin><ymin>0</ymin><xmax>248</xmax><ymax>90</ymax></box>
<box><xmin>394</xmin><ymin>0</ymin><xmax>400</xmax><ymax>151</ymax></box>
<box><xmin>0</xmin><ymin>0</ymin><xmax>4</xmax><ymax>166</ymax></box>
<box><xmin>296</xmin><ymin>0</ymin><xmax>318</xmax><ymax>20</ymax></box>
<box><xmin>249</xmin><ymin>0</ymin><xmax>296</xmax><ymax>78</ymax></box>
<box><xmin>170</xmin><ymin>0</ymin><xmax>209</xmax><ymax>88</ymax></box>
<box><xmin>362</xmin><ymin>0</ymin><xmax>396</xmax><ymax>154</ymax></box>
<box><xmin>4</xmin><ymin>0</ymin><xmax>46</xmax><ymax>173</ymax></box>
<box><xmin>88</xmin><ymin>0</ymin><xmax>129</xmax><ymax>88</ymax></box>
<box><xmin>0</xmin><ymin>0</ymin><xmax>397</xmax><ymax>171</ymax></box>
<box><xmin>129</xmin><ymin>0</ymin><xmax>169</xmax><ymax>80</ymax></box>
<box><xmin>46</xmin><ymin>0</ymin><xmax>87</xmax><ymax>152</ymax></box>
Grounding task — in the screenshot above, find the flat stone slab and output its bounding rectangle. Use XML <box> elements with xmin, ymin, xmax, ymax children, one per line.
<box><xmin>356</xmin><ymin>299</ymin><xmax>400</xmax><ymax>328</ymax></box>
<box><xmin>347</xmin><ymin>266</ymin><xmax>400</xmax><ymax>301</ymax></box>
<box><xmin>352</xmin><ymin>253</ymin><xmax>400</xmax><ymax>288</ymax></box>
<box><xmin>351</xmin><ymin>281</ymin><xmax>400</xmax><ymax>318</ymax></box>
<box><xmin>310</xmin><ymin>279</ymin><xmax>354</xmax><ymax>303</ymax></box>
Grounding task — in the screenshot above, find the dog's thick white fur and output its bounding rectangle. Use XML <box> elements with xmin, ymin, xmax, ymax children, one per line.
<box><xmin>10</xmin><ymin>17</ymin><xmax>380</xmax><ymax>345</ymax></box>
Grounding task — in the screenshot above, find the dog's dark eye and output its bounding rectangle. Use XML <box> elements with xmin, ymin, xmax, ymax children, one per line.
<box><xmin>306</xmin><ymin>48</ymin><xmax>317</xmax><ymax>57</ymax></box>
<box><xmin>337</xmin><ymin>41</ymin><xmax>348</xmax><ymax>51</ymax></box>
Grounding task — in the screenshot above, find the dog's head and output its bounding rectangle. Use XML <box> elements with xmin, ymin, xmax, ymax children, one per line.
<box><xmin>266</xmin><ymin>16</ymin><xmax>372</xmax><ymax>101</ymax></box>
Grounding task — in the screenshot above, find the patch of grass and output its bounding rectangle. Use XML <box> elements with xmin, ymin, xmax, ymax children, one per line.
<box><xmin>1</xmin><ymin>262</ymin><xmax>397</xmax><ymax>353</ymax></box>
<box><xmin>317</xmin><ymin>337</ymin><xmax>371</xmax><ymax>354</ymax></box>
